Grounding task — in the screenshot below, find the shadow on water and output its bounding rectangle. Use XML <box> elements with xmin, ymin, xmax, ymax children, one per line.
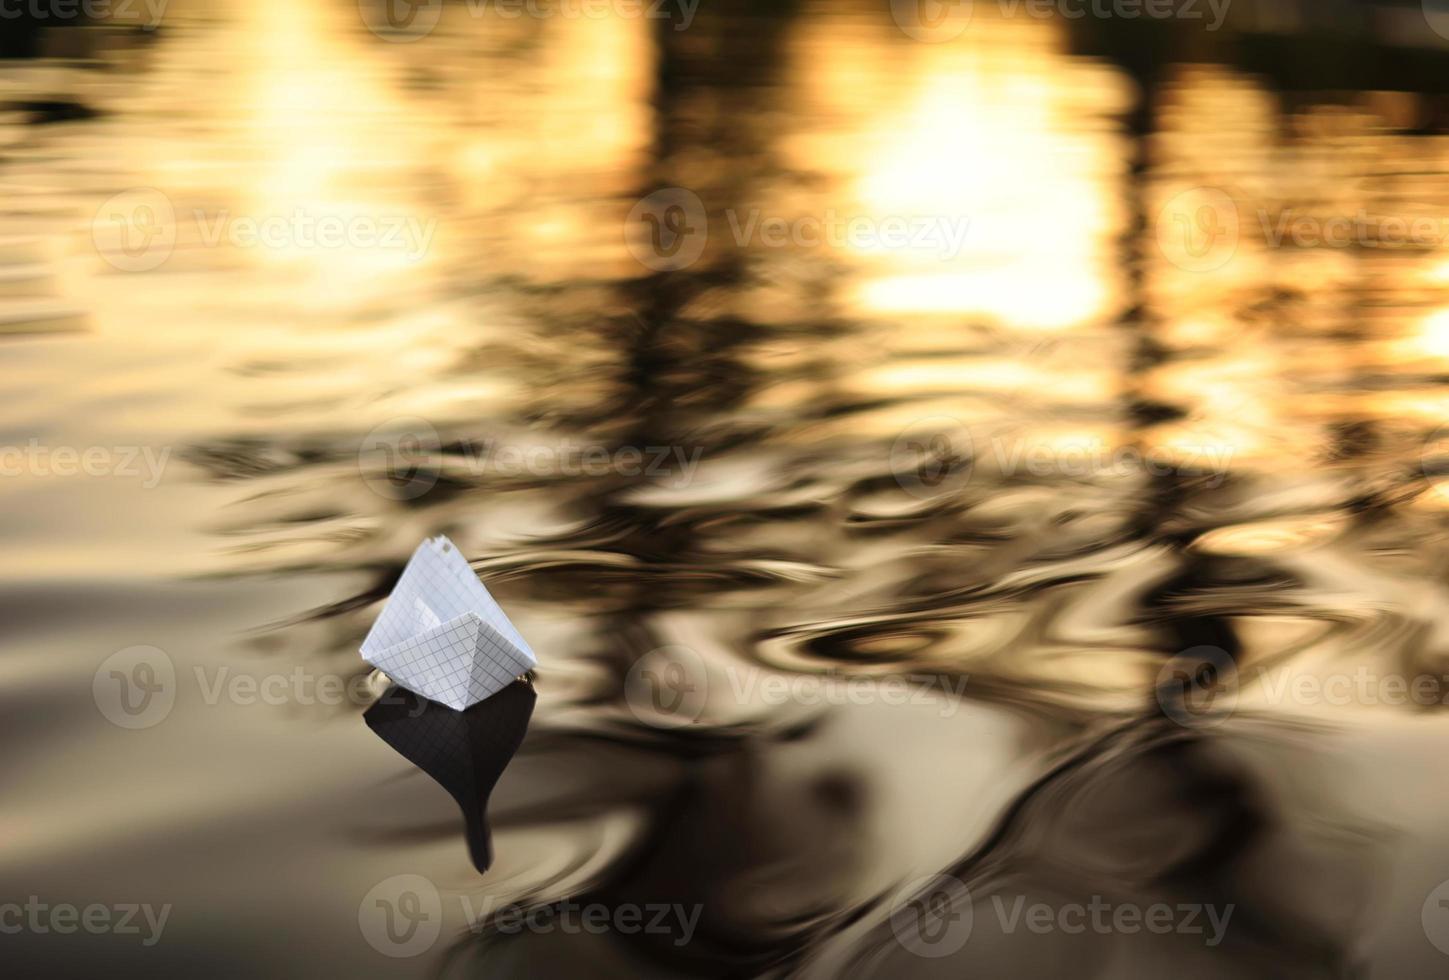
<box><xmin>364</xmin><ymin>682</ymin><xmax>537</xmax><ymax>874</ymax></box>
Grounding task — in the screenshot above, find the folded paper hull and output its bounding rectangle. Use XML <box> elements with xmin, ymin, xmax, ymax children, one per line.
<box><xmin>361</xmin><ymin>535</ymin><xmax>537</xmax><ymax>709</ymax></box>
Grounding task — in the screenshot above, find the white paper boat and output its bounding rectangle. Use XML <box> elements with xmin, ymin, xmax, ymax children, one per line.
<box><xmin>361</xmin><ymin>535</ymin><xmax>537</xmax><ymax>710</ymax></box>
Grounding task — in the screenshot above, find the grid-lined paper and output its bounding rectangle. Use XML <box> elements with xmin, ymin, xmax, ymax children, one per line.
<box><xmin>360</xmin><ymin>536</ymin><xmax>537</xmax><ymax>709</ymax></box>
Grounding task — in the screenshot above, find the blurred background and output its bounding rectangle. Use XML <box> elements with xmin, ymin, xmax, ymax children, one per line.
<box><xmin>7</xmin><ymin>0</ymin><xmax>1449</xmax><ymax>976</ymax></box>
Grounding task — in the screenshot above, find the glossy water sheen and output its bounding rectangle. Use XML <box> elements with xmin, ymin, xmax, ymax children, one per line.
<box><xmin>6</xmin><ymin>1</ymin><xmax>1449</xmax><ymax>977</ymax></box>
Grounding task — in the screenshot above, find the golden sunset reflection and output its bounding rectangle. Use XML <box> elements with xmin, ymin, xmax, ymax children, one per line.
<box><xmin>10</xmin><ymin>3</ymin><xmax>1449</xmax><ymax>974</ymax></box>
<box><xmin>781</xmin><ymin>13</ymin><xmax>1128</xmax><ymax>331</ymax></box>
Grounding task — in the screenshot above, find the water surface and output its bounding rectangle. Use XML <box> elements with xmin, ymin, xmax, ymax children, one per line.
<box><xmin>6</xmin><ymin>1</ymin><xmax>1449</xmax><ymax>976</ymax></box>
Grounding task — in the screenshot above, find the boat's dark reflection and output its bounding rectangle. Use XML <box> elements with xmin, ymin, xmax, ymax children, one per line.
<box><xmin>364</xmin><ymin>680</ymin><xmax>536</xmax><ymax>874</ymax></box>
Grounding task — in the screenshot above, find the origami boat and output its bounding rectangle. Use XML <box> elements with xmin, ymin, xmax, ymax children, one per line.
<box><xmin>360</xmin><ymin>535</ymin><xmax>537</xmax><ymax>710</ymax></box>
